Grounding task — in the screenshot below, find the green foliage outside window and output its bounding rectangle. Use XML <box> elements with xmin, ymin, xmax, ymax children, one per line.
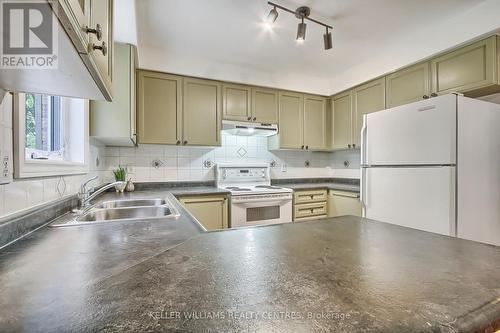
<box><xmin>25</xmin><ymin>93</ymin><xmax>36</xmax><ymax>149</ymax></box>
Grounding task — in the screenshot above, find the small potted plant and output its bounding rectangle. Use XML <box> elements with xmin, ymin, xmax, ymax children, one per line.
<box><xmin>113</xmin><ymin>166</ymin><xmax>127</xmax><ymax>192</ymax></box>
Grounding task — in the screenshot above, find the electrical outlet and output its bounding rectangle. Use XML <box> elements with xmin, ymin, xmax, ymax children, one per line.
<box><xmin>281</xmin><ymin>164</ymin><xmax>287</xmax><ymax>172</ymax></box>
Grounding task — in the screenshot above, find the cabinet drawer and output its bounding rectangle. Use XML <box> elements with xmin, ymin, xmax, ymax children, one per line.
<box><xmin>294</xmin><ymin>214</ymin><xmax>328</xmax><ymax>222</ymax></box>
<box><xmin>294</xmin><ymin>202</ymin><xmax>328</xmax><ymax>219</ymax></box>
<box><xmin>294</xmin><ymin>189</ymin><xmax>327</xmax><ymax>203</ymax></box>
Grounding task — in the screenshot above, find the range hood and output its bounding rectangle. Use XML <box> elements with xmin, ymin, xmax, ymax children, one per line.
<box><xmin>222</xmin><ymin>120</ymin><xmax>278</xmax><ymax>137</ymax></box>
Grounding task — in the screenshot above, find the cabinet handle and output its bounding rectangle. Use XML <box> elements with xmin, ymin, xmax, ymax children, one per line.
<box><xmin>306</xmin><ymin>146</ymin><xmax>309</xmax><ymax>150</ymax></box>
<box><xmin>348</xmin><ymin>144</ymin><xmax>351</xmax><ymax>149</ymax></box>
<box><xmin>301</xmin><ymin>145</ymin><xmax>304</xmax><ymax>149</ymax></box>
<box><xmin>423</xmin><ymin>95</ymin><xmax>429</xmax><ymax>99</ymax></box>
<box><xmin>85</xmin><ymin>24</ymin><xmax>103</xmax><ymax>41</ymax></box>
<box><xmin>352</xmin><ymin>144</ymin><xmax>356</xmax><ymax>148</ymax></box>
<box><xmin>176</xmin><ymin>140</ymin><xmax>181</xmax><ymax>145</ymax></box>
<box><xmin>247</xmin><ymin>117</ymin><xmax>251</xmax><ymax>120</ymax></box>
<box><xmin>183</xmin><ymin>140</ymin><xmax>188</xmax><ymax>145</ymax></box>
<box><xmin>253</xmin><ymin>117</ymin><xmax>257</xmax><ymax>121</ymax></box>
<box><xmin>430</xmin><ymin>93</ymin><xmax>438</xmax><ymax>97</ymax></box>
<box><xmin>91</xmin><ymin>41</ymin><xmax>107</xmax><ymax>56</ymax></box>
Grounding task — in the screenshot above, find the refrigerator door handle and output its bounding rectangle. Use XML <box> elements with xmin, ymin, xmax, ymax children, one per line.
<box><xmin>360</xmin><ymin>167</ymin><xmax>367</xmax><ymax>217</ymax></box>
<box><xmin>361</xmin><ymin>114</ymin><xmax>368</xmax><ymax>166</ymax></box>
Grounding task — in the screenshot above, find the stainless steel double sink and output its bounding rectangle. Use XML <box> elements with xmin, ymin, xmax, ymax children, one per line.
<box><xmin>51</xmin><ymin>198</ymin><xmax>180</xmax><ymax>227</ymax></box>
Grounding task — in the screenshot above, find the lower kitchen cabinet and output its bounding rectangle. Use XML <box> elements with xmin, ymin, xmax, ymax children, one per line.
<box><xmin>178</xmin><ymin>196</ymin><xmax>228</xmax><ymax>231</ymax></box>
<box><xmin>328</xmin><ymin>190</ymin><xmax>361</xmax><ymax>217</ymax></box>
<box><xmin>293</xmin><ymin>189</ymin><xmax>328</xmax><ymax>221</ymax></box>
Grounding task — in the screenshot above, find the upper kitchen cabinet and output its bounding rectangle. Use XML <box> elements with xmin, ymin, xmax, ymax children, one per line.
<box><xmin>352</xmin><ymin>77</ymin><xmax>386</xmax><ymax>146</ymax></box>
<box><xmin>251</xmin><ymin>87</ymin><xmax>278</xmax><ymax>124</ymax></box>
<box><xmin>0</xmin><ymin>0</ymin><xmax>114</xmax><ymax>101</ymax></box>
<box><xmin>90</xmin><ymin>43</ymin><xmax>136</xmax><ymax>146</ymax></box>
<box><xmin>137</xmin><ymin>70</ymin><xmax>182</xmax><ymax>145</ymax></box>
<box><xmin>80</xmin><ymin>0</ymin><xmax>114</xmax><ymax>97</ymax></box>
<box><xmin>269</xmin><ymin>91</ymin><xmax>304</xmax><ymax>149</ymax></box>
<box><xmin>269</xmin><ymin>92</ymin><xmax>331</xmax><ymax>151</ymax></box>
<box><xmin>332</xmin><ymin>91</ymin><xmax>353</xmax><ymax>150</ymax></box>
<box><xmin>386</xmin><ymin>62</ymin><xmax>430</xmax><ymax>108</ymax></box>
<box><xmin>58</xmin><ymin>0</ymin><xmax>91</xmax><ymax>53</ymax></box>
<box><xmin>137</xmin><ymin>71</ymin><xmax>222</xmax><ymax>147</ymax></box>
<box><xmin>303</xmin><ymin>95</ymin><xmax>328</xmax><ymax>150</ymax></box>
<box><xmin>183</xmin><ymin>78</ymin><xmax>222</xmax><ymax>146</ymax></box>
<box><xmin>222</xmin><ymin>84</ymin><xmax>279</xmax><ymax>124</ymax></box>
<box><xmin>222</xmin><ymin>84</ymin><xmax>251</xmax><ymax>121</ymax></box>
<box><xmin>431</xmin><ymin>36</ymin><xmax>500</xmax><ymax>97</ymax></box>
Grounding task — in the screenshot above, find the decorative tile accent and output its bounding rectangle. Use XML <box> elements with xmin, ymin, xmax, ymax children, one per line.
<box><xmin>237</xmin><ymin>147</ymin><xmax>247</xmax><ymax>157</ymax></box>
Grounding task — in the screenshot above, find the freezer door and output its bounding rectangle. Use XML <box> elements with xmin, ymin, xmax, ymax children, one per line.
<box><xmin>364</xmin><ymin>94</ymin><xmax>457</xmax><ymax>166</ymax></box>
<box><xmin>362</xmin><ymin>166</ymin><xmax>456</xmax><ymax>236</ymax></box>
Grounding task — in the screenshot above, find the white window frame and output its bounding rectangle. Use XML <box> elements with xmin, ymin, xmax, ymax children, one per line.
<box><xmin>13</xmin><ymin>92</ymin><xmax>89</xmax><ymax>178</ymax></box>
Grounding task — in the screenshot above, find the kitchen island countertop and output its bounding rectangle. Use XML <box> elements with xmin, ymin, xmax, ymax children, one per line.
<box><xmin>0</xmin><ymin>189</ymin><xmax>499</xmax><ymax>332</ymax></box>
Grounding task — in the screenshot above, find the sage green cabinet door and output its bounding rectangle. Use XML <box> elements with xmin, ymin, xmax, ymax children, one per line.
<box><xmin>223</xmin><ymin>84</ymin><xmax>251</xmax><ymax>121</ymax></box>
<box><xmin>58</xmin><ymin>0</ymin><xmax>91</xmax><ymax>53</ymax></box>
<box><xmin>332</xmin><ymin>91</ymin><xmax>352</xmax><ymax>150</ymax></box>
<box><xmin>179</xmin><ymin>196</ymin><xmax>228</xmax><ymax>230</ymax></box>
<box><xmin>137</xmin><ymin>70</ymin><xmax>182</xmax><ymax>145</ymax></box>
<box><xmin>252</xmin><ymin>87</ymin><xmax>278</xmax><ymax>123</ymax></box>
<box><xmin>431</xmin><ymin>36</ymin><xmax>498</xmax><ymax>96</ymax></box>
<box><xmin>278</xmin><ymin>91</ymin><xmax>304</xmax><ymax>149</ymax></box>
<box><xmin>386</xmin><ymin>62</ymin><xmax>430</xmax><ymax>108</ymax></box>
<box><xmin>90</xmin><ymin>43</ymin><xmax>136</xmax><ymax>146</ymax></box>
<box><xmin>183</xmin><ymin>78</ymin><xmax>222</xmax><ymax>146</ymax></box>
<box><xmin>353</xmin><ymin>77</ymin><xmax>386</xmax><ymax>146</ymax></box>
<box><xmin>328</xmin><ymin>191</ymin><xmax>361</xmax><ymax>217</ymax></box>
<box><xmin>303</xmin><ymin>95</ymin><xmax>327</xmax><ymax>150</ymax></box>
<box><xmin>88</xmin><ymin>0</ymin><xmax>113</xmax><ymax>91</ymax></box>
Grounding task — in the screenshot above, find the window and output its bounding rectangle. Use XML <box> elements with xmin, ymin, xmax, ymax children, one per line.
<box><xmin>24</xmin><ymin>94</ymin><xmax>63</xmax><ymax>160</ymax></box>
<box><xmin>14</xmin><ymin>93</ymin><xmax>89</xmax><ymax>178</ymax></box>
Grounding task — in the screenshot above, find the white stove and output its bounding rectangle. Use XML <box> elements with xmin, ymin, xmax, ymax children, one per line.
<box><xmin>216</xmin><ymin>163</ymin><xmax>292</xmax><ymax>228</ymax></box>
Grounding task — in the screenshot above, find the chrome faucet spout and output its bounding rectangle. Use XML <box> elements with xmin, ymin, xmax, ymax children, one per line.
<box><xmin>81</xmin><ymin>181</ymin><xmax>126</xmax><ymax>208</ymax></box>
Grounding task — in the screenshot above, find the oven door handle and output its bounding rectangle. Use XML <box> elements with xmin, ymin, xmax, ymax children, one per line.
<box><xmin>232</xmin><ymin>199</ymin><xmax>291</xmax><ymax>207</ymax></box>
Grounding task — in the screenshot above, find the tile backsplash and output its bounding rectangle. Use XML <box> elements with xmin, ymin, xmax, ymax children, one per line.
<box><xmin>103</xmin><ymin>133</ymin><xmax>361</xmax><ymax>183</ymax></box>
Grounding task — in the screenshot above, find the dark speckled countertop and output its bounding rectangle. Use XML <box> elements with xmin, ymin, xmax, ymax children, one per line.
<box><xmin>0</xmin><ymin>187</ymin><xmax>499</xmax><ymax>332</ymax></box>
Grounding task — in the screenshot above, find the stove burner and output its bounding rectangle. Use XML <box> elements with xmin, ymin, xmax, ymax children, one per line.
<box><xmin>255</xmin><ymin>185</ymin><xmax>282</xmax><ymax>190</ymax></box>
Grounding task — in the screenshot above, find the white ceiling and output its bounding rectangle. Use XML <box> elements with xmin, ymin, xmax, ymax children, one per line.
<box><xmin>116</xmin><ymin>0</ymin><xmax>500</xmax><ymax>95</ymax></box>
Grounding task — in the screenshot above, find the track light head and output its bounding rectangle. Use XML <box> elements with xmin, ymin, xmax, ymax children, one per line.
<box><xmin>267</xmin><ymin>6</ymin><xmax>278</xmax><ymax>24</ymax></box>
<box><xmin>324</xmin><ymin>28</ymin><xmax>332</xmax><ymax>50</ymax></box>
<box><xmin>296</xmin><ymin>18</ymin><xmax>306</xmax><ymax>41</ymax></box>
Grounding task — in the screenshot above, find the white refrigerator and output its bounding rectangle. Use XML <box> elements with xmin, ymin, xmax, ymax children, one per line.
<box><xmin>361</xmin><ymin>94</ymin><xmax>500</xmax><ymax>246</ymax></box>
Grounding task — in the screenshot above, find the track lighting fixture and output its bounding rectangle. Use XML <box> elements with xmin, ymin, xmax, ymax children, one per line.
<box><xmin>296</xmin><ymin>17</ymin><xmax>306</xmax><ymax>41</ymax></box>
<box><xmin>267</xmin><ymin>6</ymin><xmax>278</xmax><ymax>24</ymax></box>
<box><xmin>266</xmin><ymin>2</ymin><xmax>333</xmax><ymax>51</ymax></box>
<box><xmin>324</xmin><ymin>27</ymin><xmax>332</xmax><ymax>50</ymax></box>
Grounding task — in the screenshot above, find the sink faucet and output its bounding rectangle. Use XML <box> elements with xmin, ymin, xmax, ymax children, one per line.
<box><xmin>78</xmin><ymin>176</ymin><xmax>125</xmax><ymax>209</ymax></box>
<box><xmin>78</xmin><ymin>176</ymin><xmax>98</xmax><ymax>207</ymax></box>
